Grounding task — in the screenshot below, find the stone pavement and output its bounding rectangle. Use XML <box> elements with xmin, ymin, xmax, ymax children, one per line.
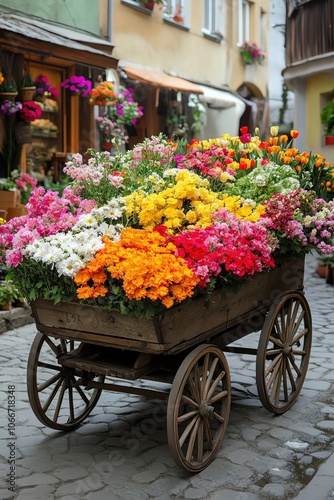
<box><xmin>0</xmin><ymin>252</ymin><xmax>334</xmax><ymax>500</ymax></box>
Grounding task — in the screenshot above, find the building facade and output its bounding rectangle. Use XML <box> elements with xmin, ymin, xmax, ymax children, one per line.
<box><xmin>0</xmin><ymin>0</ymin><xmax>117</xmax><ymax>179</ymax></box>
<box><xmin>0</xmin><ymin>0</ymin><xmax>271</xmax><ymax>183</ymax></box>
<box><xmin>284</xmin><ymin>0</ymin><xmax>334</xmax><ymax>161</ymax></box>
<box><xmin>111</xmin><ymin>0</ymin><xmax>270</xmax><ymax>140</ymax></box>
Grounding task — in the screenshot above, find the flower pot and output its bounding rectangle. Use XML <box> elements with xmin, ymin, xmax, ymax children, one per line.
<box><xmin>142</xmin><ymin>1</ymin><xmax>154</xmax><ymax>10</ymax></box>
<box><xmin>1</xmin><ymin>301</ymin><xmax>11</xmax><ymax>311</ymax></box>
<box><xmin>69</xmin><ymin>90</ymin><xmax>82</xmax><ymax>97</ymax></box>
<box><xmin>18</xmin><ymin>86</ymin><xmax>36</xmax><ymax>101</ymax></box>
<box><xmin>0</xmin><ymin>91</ymin><xmax>18</xmax><ymax>102</ymax></box>
<box><xmin>0</xmin><ymin>190</ymin><xmax>21</xmax><ymax>211</ymax></box>
<box><xmin>101</xmin><ymin>143</ymin><xmax>114</xmax><ymax>150</ymax></box>
<box><xmin>6</xmin><ymin>205</ymin><xmax>27</xmax><ymax>221</ymax></box>
<box><xmin>316</xmin><ymin>264</ymin><xmax>327</xmax><ymax>279</ymax></box>
<box><xmin>325</xmin><ymin>135</ymin><xmax>334</xmax><ymax>146</ymax></box>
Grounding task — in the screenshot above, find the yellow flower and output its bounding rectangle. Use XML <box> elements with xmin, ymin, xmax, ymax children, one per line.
<box><xmin>270</xmin><ymin>125</ymin><xmax>279</xmax><ymax>137</ymax></box>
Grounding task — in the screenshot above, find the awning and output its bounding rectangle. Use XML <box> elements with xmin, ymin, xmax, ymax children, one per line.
<box><xmin>122</xmin><ymin>66</ymin><xmax>204</xmax><ymax>94</ymax></box>
<box><xmin>198</xmin><ymin>84</ymin><xmax>245</xmax><ymax>110</ymax></box>
<box><xmin>0</xmin><ymin>12</ymin><xmax>118</xmax><ymax>69</ymax></box>
<box><xmin>198</xmin><ymin>85</ymin><xmax>246</xmax><ymax>137</ymax></box>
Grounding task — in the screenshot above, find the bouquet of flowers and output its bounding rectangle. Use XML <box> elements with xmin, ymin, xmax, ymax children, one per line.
<box><xmin>61</xmin><ymin>75</ymin><xmax>92</xmax><ymax>97</ymax></box>
<box><xmin>1</xmin><ymin>127</ymin><xmax>333</xmax><ymax>319</ymax></box>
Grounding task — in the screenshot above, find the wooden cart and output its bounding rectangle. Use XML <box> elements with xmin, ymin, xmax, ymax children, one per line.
<box><xmin>27</xmin><ymin>256</ymin><xmax>312</xmax><ymax>472</ymax></box>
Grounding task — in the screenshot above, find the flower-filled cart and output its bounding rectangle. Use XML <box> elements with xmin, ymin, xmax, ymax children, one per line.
<box><xmin>1</xmin><ymin>128</ymin><xmax>334</xmax><ymax>472</ymax></box>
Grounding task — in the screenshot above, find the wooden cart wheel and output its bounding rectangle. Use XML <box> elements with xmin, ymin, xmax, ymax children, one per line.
<box><xmin>256</xmin><ymin>291</ymin><xmax>312</xmax><ymax>414</ymax></box>
<box><xmin>167</xmin><ymin>344</ymin><xmax>231</xmax><ymax>472</ymax></box>
<box><xmin>27</xmin><ymin>332</ymin><xmax>104</xmax><ymax>430</ymax></box>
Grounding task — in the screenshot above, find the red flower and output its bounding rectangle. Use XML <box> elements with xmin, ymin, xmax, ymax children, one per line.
<box><xmin>19</xmin><ymin>101</ymin><xmax>43</xmax><ymax>122</ymax></box>
<box><xmin>240</xmin><ymin>126</ymin><xmax>248</xmax><ymax>135</ymax></box>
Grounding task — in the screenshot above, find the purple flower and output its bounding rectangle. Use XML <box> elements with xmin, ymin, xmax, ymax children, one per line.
<box><xmin>1</xmin><ymin>100</ymin><xmax>22</xmax><ymax>115</ymax></box>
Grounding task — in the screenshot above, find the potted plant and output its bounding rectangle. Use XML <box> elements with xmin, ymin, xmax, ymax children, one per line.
<box><xmin>18</xmin><ymin>71</ymin><xmax>36</xmax><ymax>101</ymax></box>
<box><xmin>316</xmin><ymin>252</ymin><xmax>334</xmax><ymax>282</ymax></box>
<box><xmin>0</xmin><ymin>279</ymin><xmax>24</xmax><ymax>310</ymax></box>
<box><xmin>96</xmin><ymin>113</ymin><xmax>129</xmax><ymax>148</ymax></box>
<box><xmin>139</xmin><ymin>0</ymin><xmax>164</xmax><ymax>10</ymax></box>
<box><xmin>320</xmin><ymin>100</ymin><xmax>334</xmax><ymax>145</ymax></box>
<box><xmin>239</xmin><ymin>42</ymin><xmax>266</xmax><ymax>65</ymax></box>
<box><xmin>0</xmin><ymin>71</ymin><xmax>18</xmax><ymax>101</ymax></box>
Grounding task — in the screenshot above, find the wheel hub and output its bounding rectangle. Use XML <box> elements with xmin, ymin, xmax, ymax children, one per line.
<box><xmin>283</xmin><ymin>343</ymin><xmax>292</xmax><ymax>355</ymax></box>
<box><xmin>199</xmin><ymin>399</ymin><xmax>214</xmax><ymax>418</ymax></box>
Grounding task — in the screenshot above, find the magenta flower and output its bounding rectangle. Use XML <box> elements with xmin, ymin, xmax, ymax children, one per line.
<box><xmin>61</xmin><ymin>75</ymin><xmax>92</xmax><ymax>97</ymax></box>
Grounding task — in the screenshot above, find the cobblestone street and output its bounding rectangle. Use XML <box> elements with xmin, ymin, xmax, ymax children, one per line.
<box><xmin>1</xmin><ymin>252</ymin><xmax>334</xmax><ymax>500</ymax></box>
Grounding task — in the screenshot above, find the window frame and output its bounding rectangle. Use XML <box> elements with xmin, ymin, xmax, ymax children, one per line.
<box><xmin>238</xmin><ymin>0</ymin><xmax>250</xmax><ymax>46</ymax></box>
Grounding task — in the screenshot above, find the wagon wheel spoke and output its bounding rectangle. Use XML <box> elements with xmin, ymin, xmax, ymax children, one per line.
<box><xmin>203</xmin><ymin>357</ymin><xmax>219</xmax><ymax>396</ymax></box>
<box><xmin>179</xmin><ymin>414</ymin><xmax>199</xmax><ymax>447</ymax></box>
<box><xmin>185</xmin><ymin>417</ymin><xmax>201</xmax><ymax>462</ymax></box>
<box><xmin>206</xmin><ymin>370</ymin><xmax>226</xmax><ymax>401</ymax></box>
<box><xmin>181</xmin><ymin>394</ymin><xmax>199</xmax><ymax>409</ymax></box>
<box><xmin>42</xmin><ymin>377</ymin><xmax>63</xmax><ymax>412</ymax></box>
<box><xmin>27</xmin><ymin>332</ymin><xmax>104</xmax><ymax>430</ymax></box>
<box><xmin>37</xmin><ymin>372</ymin><xmax>63</xmax><ymax>392</ymax></box>
<box><xmin>209</xmin><ymin>389</ymin><xmax>228</xmax><ymax>405</ymax></box>
<box><xmin>197</xmin><ymin>420</ymin><xmax>204</xmax><ymax>462</ymax></box>
<box><xmin>53</xmin><ymin>379</ymin><xmax>67</xmax><ymax>423</ymax></box>
<box><xmin>291</xmin><ymin>327</ymin><xmax>308</xmax><ymax>346</ymax></box>
<box><xmin>178</xmin><ymin>410</ymin><xmax>198</xmax><ymax>424</ymax></box>
<box><xmin>257</xmin><ymin>291</ymin><xmax>312</xmax><ymax>414</ymax></box>
<box><xmin>167</xmin><ymin>345</ymin><xmax>231</xmax><ymax>472</ymax></box>
<box><xmin>287</xmin><ymin>358</ymin><xmax>297</xmax><ymax>389</ymax></box>
<box><xmin>68</xmin><ymin>381</ymin><xmax>75</xmax><ymax>422</ymax></box>
<box><xmin>273</xmin><ymin>318</ymin><xmax>284</xmax><ymax>344</ymax></box>
<box><xmin>44</xmin><ymin>336</ymin><xmax>62</xmax><ymax>357</ymax></box>
<box><xmin>201</xmin><ymin>353</ymin><xmax>210</xmax><ymax>397</ymax></box>
<box><xmin>204</xmin><ymin>416</ymin><xmax>214</xmax><ymax>451</ymax></box>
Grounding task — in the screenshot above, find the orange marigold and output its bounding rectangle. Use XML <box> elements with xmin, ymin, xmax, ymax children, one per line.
<box><xmin>74</xmin><ymin>229</ymin><xmax>200</xmax><ymax>309</ymax></box>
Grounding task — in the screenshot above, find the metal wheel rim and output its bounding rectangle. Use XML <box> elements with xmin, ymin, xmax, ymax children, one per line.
<box><xmin>256</xmin><ymin>291</ymin><xmax>312</xmax><ymax>414</ymax></box>
<box><xmin>27</xmin><ymin>332</ymin><xmax>104</xmax><ymax>430</ymax></box>
<box><xmin>167</xmin><ymin>344</ymin><xmax>231</xmax><ymax>472</ymax></box>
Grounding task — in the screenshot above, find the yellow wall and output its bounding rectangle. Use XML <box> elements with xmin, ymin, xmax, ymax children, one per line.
<box><xmin>112</xmin><ymin>0</ymin><xmax>270</xmax><ymax>97</ymax></box>
<box><xmin>307</xmin><ymin>73</ymin><xmax>334</xmax><ymax>163</ymax></box>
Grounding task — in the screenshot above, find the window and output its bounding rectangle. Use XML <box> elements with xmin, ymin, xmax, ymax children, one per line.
<box><xmin>238</xmin><ymin>0</ymin><xmax>250</xmax><ymax>46</ymax></box>
<box><xmin>163</xmin><ymin>0</ymin><xmax>190</xmax><ymax>26</ymax></box>
<box><xmin>203</xmin><ymin>0</ymin><xmax>226</xmax><ymax>39</ymax></box>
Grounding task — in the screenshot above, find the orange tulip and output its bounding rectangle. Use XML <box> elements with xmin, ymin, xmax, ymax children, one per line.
<box><xmin>290</xmin><ymin>130</ymin><xmax>299</xmax><ymax>138</ymax></box>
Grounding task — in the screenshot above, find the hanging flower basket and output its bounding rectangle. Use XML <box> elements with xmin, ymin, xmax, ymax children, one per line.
<box><xmin>0</xmin><ymin>91</ymin><xmax>18</xmax><ymax>103</ymax></box>
<box><xmin>18</xmin><ymin>86</ymin><xmax>36</xmax><ymax>102</ymax></box>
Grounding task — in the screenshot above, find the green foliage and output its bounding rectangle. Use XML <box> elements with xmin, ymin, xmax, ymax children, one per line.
<box><xmin>0</xmin><ymin>279</ymin><xmax>24</xmax><ymax>306</ymax></box>
<box><xmin>0</xmin><ymin>77</ymin><xmax>17</xmax><ymax>93</ymax></box>
<box><xmin>320</xmin><ymin>100</ymin><xmax>334</xmax><ymax>136</ymax></box>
